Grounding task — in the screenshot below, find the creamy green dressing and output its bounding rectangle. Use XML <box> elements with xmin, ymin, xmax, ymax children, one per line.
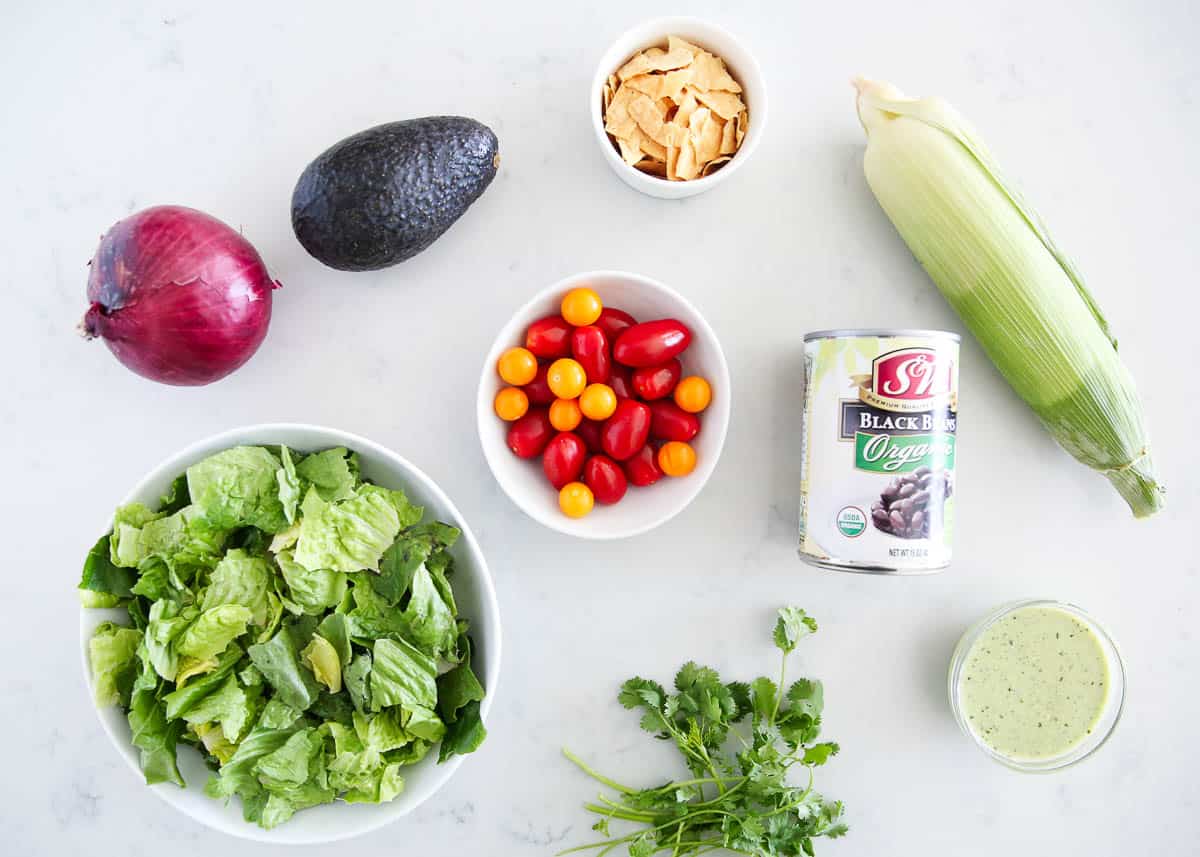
<box><xmin>959</xmin><ymin>605</ymin><xmax>1109</xmax><ymax>761</ymax></box>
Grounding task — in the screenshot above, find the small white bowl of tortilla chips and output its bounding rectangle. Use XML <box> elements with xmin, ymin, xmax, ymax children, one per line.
<box><xmin>592</xmin><ymin>17</ymin><xmax>766</xmax><ymax>199</ymax></box>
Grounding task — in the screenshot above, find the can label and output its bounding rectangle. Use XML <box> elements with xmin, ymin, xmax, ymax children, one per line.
<box><xmin>799</xmin><ymin>332</ymin><xmax>959</xmax><ymax>572</ymax></box>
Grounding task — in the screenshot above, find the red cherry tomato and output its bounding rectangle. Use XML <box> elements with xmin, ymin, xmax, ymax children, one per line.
<box><xmin>507</xmin><ymin>409</ymin><xmax>553</xmax><ymax>459</ymax></box>
<box><xmin>524</xmin><ymin>363</ymin><xmax>555</xmax><ymax>405</ymax></box>
<box><xmin>575</xmin><ymin>419</ymin><xmax>604</xmax><ymax>453</ymax></box>
<box><xmin>648</xmin><ymin>400</ymin><xmax>701</xmax><ymax>442</ymax></box>
<box><xmin>608</xmin><ymin>365</ymin><xmax>635</xmax><ymax>400</ymax></box>
<box><xmin>595</xmin><ymin>307</ymin><xmax>637</xmax><ymax>342</ymax></box>
<box><xmin>542</xmin><ymin>432</ymin><xmax>587</xmax><ymax>489</ymax></box>
<box><xmin>570</xmin><ymin>325</ymin><xmax>610</xmax><ymax>384</ymax></box>
<box><xmin>623</xmin><ymin>444</ymin><xmax>664</xmax><ymax>487</ymax></box>
<box><xmin>613</xmin><ymin>319</ymin><xmax>693</xmax><ymax>368</ymax></box>
<box><xmin>584</xmin><ymin>455</ymin><xmax>628</xmax><ymax>504</ymax></box>
<box><xmin>601</xmin><ymin>400</ymin><xmax>652</xmax><ymax>461</ymax></box>
<box><xmin>631</xmin><ymin>359</ymin><xmax>682</xmax><ymax>400</ymax></box>
<box><xmin>524</xmin><ymin>315</ymin><xmax>573</xmax><ymax>359</ymax></box>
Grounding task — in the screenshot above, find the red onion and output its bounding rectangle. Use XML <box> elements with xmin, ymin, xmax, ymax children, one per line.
<box><xmin>80</xmin><ymin>205</ymin><xmax>280</xmax><ymax>386</ymax></box>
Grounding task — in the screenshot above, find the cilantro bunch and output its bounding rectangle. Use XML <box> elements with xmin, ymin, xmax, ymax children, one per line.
<box><xmin>562</xmin><ymin>608</ymin><xmax>847</xmax><ymax>857</ymax></box>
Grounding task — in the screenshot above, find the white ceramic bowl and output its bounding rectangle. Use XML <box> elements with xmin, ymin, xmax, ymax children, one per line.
<box><xmin>78</xmin><ymin>424</ymin><xmax>501</xmax><ymax>844</ymax></box>
<box><xmin>477</xmin><ymin>271</ymin><xmax>731</xmax><ymax>539</ymax></box>
<box><xmin>590</xmin><ymin>16</ymin><xmax>767</xmax><ymax>199</ymax></box>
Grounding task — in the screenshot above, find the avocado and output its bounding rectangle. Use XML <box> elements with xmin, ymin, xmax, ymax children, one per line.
<box><xmin>291</xmin><ymin>116</ymin><xmax>499</xmax><ymax>271</ymax></box>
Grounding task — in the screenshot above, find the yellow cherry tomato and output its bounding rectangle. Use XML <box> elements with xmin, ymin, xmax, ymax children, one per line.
<box><xmin>561</xmin><ymin>287</ymin><xmax>603</xmax><ymax>326</ymax></box>
<box><xmin>547</xmin><ymin>358</ymin><xmax>587</xmax><ymax>399</ymax></box>
<box><xmin>497</xmin><ymin>347</ymin><xmax>538</xmax><ymax>386</ymax></box>
<box><xmin>493</xmin><ymin>387</ymin><xmax>529</xmax><ymax>421</ymax></box>
<box><xmin>558</xmin><ymin>481</ymin><xmax>594</xmax><ymax>518</ymax></box>
<box><xmin>549</xmin><ymin>397</ymin><xmax>583</xmax><ymax>431</ymax></box>
<box><xmin>579</xmin><ymin>383</ymin><xmax>617</xmax><ymax>421</ymax></box>
<box><xmin>658</xmin><ymin>441</ymin><xmax>697</xmax><ymax>477</ymax></box>
<box><xmin>673</xmin><ymin>376</ymin><xmax>712</xmax><ymax>413</ymax></box>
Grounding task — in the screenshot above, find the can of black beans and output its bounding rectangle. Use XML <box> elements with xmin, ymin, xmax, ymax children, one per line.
<box><xmin>798</xmin><ymin>329</ymin><xmax>960</xmax><ymax>574</ymax></box>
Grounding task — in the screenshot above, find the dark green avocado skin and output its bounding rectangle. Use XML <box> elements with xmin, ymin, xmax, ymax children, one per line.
<box><xmin>291</xmin><ymin>116</ymin><xmax>499</xmax><ymax>271</ymax></box>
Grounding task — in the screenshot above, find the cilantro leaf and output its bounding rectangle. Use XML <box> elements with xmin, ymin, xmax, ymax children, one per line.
<box><xmin>562</xmin><ymin>607</ymin><xmax>846</xmax><ymax>857</ymax></box>
<box><xmin>774</xmin><ymin>607</ymin><xmax>817</xmax><ymax>654</ymax></box>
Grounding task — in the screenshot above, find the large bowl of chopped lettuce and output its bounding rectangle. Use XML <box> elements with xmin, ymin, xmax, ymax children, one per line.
<box><xmin>77</xmin><ymin>424</ymin><xmax>501</xmax><ymax>843</ymax></box>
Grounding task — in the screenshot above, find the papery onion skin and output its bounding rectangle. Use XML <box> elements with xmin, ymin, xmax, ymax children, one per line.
<box><xmin>81</xmin><ymin>205</ymin><xmax>280</xmax><ymax>386</ymax></box>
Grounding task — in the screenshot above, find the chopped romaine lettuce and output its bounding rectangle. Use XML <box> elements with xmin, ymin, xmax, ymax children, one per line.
<box><xmin>80</xmin><ymin>444</ymin><xmax>485</xmax><ymax>829</ymax></box>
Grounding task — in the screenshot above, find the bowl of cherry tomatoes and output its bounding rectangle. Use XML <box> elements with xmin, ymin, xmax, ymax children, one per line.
<box><xmin>477</xmin><ymin>270</ymin><xmax>730</xmax><ymax>539</ymax></box>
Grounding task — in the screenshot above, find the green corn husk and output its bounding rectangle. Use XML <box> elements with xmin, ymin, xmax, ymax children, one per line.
<box><xmin>854</xmin><ymin>78</ymin><xmax>1163</xmax><ymax>517</ymax></box>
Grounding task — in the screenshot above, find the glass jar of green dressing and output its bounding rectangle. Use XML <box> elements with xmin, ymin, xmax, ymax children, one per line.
<box><xmin>948</xmin><ymin>600</ymin><xmax>1125</xmax><ymax>771</ymax></box>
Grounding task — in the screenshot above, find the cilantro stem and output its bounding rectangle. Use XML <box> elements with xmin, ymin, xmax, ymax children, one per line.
<box><xmin>562</xmin><ymin>748</ymin><xmax>636</xmax><ymax>795</ymax></box>
<box><xmin>770</xmin><ymin>648</ymin><xmax>790</xmax><ymax>724</ymax></box>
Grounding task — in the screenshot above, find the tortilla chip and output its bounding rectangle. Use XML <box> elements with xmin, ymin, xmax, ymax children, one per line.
<box><xmin>719</xmin><ymin>114</ymin><xmax>737</xmax><ymax>154</ymax></box>
<box><xmin>639</xmin><ymin>135</ymin><xmax>668</xmax><ymax>161</ymax></box>
<box><xmin>616</xmin><ymin>45</ymin><xmax>692</xmax><ymax>80</ymax></box>
<box><xmin>667</xmin><ymin>35</ymin><xmax>705</xmax><ymax>57</ymax></box>
<box><xmin>701</xmin><ymin>156</ymin><xmax>732</xmax><ymax>176</ymax></box>
<box><xmin>604</xmin><ymin>84</ymin><xmax>639</xmax><ymax>138</ymax></box>
<box><xmin>636</xmin><ymin>159</ymin><xmax>667</xmax><ymax>177</ymax></box>
<box><xmin>629</xmin><ymin>92</ymin><xmax>683</xmax><ymax>148</ymax></box>
<box><xmin>617</xmin><ymin>126</ymin><xmax>647</xmax><ymax>165</ymax></box>
<box><xmin>691</xmin><ymin>87</ymin><xmax>745</xmax><ymax>121</ymax></box>
<box><xmin>689</xmin><ymin>51</ymin><xmax>742</xmax><ymax>92</ymax></box>
<box><xmin>673</xmin><ymin>89</ymin><xmax>699</xmax><ymax>128</ymax></box>
<box><xmin>696</xmin><ymin>113</ymin><xmax>724</xmax><ymax>164</ymax></box>
<box><xmin>674</xmin><ymin>137</ymin><xmax>700</xmax><ymax>181</ymax></box>
<box><xmin>625</xmin><ymin>66</ymin><xmax>693</xmax><ymax>103</ymax></box>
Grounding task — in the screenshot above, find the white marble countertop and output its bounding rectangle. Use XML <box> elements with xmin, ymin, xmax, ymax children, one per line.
<box><xmin>5</xmin><ymin>0</ymin><xmax>1198</xmax><ymax>853</ymax></box>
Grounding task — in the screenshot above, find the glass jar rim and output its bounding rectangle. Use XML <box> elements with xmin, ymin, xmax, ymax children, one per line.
<box><xmin>947</xmin><ymin>599</ymin><xmax>1126</xmax><ymax>773</ymax></box>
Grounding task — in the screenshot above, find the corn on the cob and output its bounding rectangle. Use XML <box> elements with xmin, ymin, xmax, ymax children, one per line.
<box><xmin>853</xmin><ymin>78</ymin><xmax>1163</xmax><ymax>517</ymax></box>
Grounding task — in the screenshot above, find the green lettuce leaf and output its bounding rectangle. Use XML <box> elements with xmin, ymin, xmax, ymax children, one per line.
<box><xmin>187</xmin><ymin>446</ymin><xmax>290</xmax><ymax>534</ymax></box>
<box><xmin>109</xmin><ymin>503</ymin><xmax>162</xmax><ymax>565</ymax></box>
<box><xmin>276</xmin><ymin>550</ymin><xmax>347</xmax><ymax>615</ymax></box>
<box><xmin>177</xmin><ymin>604</ymin><xmax>253</xmax><ymax>660</ymax></box>
<box><xmin>294</xmin><ymin>447</ymin><xmax>357</xmax><ymax>502</ymax></box>
<box><xmin>128</xmin><ymin>652</ymin><xmax>184</xmax><ymax>786</ymax></box>
<box><xmin>344</xmin><ymin>578</ymin><xmax>411</xmax><ymax>642</ymax></box>
<box><xmin>144</xmin><ymin>599</ymin><xmax>192</xmax><ymax>681</ymax></box>
<box><xmin>401</xmin><ymin>564</ymin><xmax>457</xmax><ymax>658</ymax></box>
<box><xmin>371</xmin><ymin>534</ymin><xmax>431</xmax><ymax>604</ymax></box>
<box><xmin>405</xmin><ymin>706</ymin><xmax>446</xmax><ymax>743</ymax></box>
<box><xmin>88</xmin><ymin>622</ymin><xmax>142</xmax><ymax>706</ymax></box>
<box><xmin>437</xmin><ymin>700</ymin><xmax>487</xmax><ymax>763</ymax></box>
<box><xmin>162</xmin><ymin>645</ymin><xmax>242</xmax><ymax>720</ymax></box>
<box><xmin>158</xmin><ymin>474</ymin><xmax>191</xmax><ymax>515</ymax></box>
<box><xmin>341</xmin><ymin>762</ymin><xmax>403</xmax><ymax>804</ymax></box>
<box><xmin>80</xmin><ymin>535</ymin><xmax>136</xmax><ymax>597</ymax></box>
<box><xmin>437</xmin><ymin>660</ymin><xmax>485</xmax><ymax>723</ymax></box>
<box><xmin>276</xmin><ymin>446</ymin><xmax>301</xmax><ymax>525</ymax></box>
<box><xmin>370</xmin><ymin>638</ymin><xmax>437</xmax><ymax>712</ymax></box>
<box><xmin>181</xmin><ymin>674</ymin><xmax>253</xmax><ymax>742</ymax></box>
<box><xmin>300</xmin><ymin>634</ymin><xmax>342</xmax><ymax>693</ymax></box>
<box><xmin>247</xmin><ymin>626</ymin><xmax>320</xmax><ymax>711</ymax></box>
<box><xmin>294</xmin><ymin>485</ymin><xmax>414</xmax><ymax>573</ymax></box>
<box><xmin>112</xmin><ymin>505</ymin><xmax>228</xmax><ymax>579</ymax></box>
<box><xmin>129</xmin><ymin>556</ymin><xmax>173</xmax><ymax>601</ymax></box>
<box><xmin>343</xmin><ymin>652</ymin><xmax>373</xmax><ymax>714</ymax></box>
<box><xmin>317</xmin><ymin>613</ymin><xmax>353</xmax><ymax>667</ymax></box>
<box><xmin>202</xmin><ymin>549</ymin><xmax>275</xmax><ymax>627</ymax></box>
<box><xmin>352</xmin><ymin>709</ymin><xmax>409</xmax><ymax>752</ymax></box>
<box><xmin>79</xmin><ymin>590</ymin><xmax>122</xmax><ymax>608</ymax></box>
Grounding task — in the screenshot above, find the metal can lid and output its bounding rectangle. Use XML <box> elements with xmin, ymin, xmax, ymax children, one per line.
<box><xmin>803</xmin><ymin>328</ymin><xmax>961</xmax><ymax>343</ymax></box>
